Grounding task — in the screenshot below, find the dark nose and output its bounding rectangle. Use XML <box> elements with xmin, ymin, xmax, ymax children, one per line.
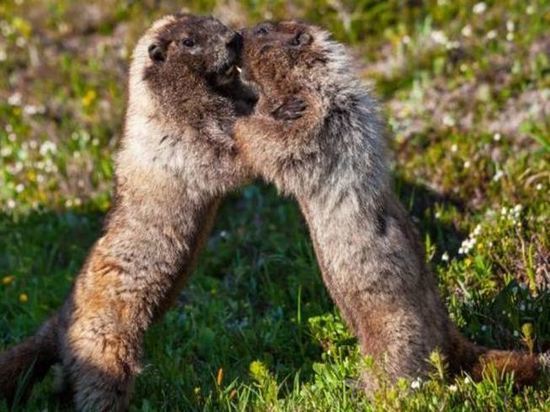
<box><xmin>226</xmin><ymin>32</ymin><xmax>243</xmax><ymax>53</ymax></box>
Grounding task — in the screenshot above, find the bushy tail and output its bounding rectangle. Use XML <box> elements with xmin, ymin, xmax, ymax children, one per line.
<box><xmin>448</xmin><ymin>326</ymin><xmax>543</xmax><ymax>387</ymax></box>
<box><xmin>0</xmin><ymin>314</ymin><xmax>59</xmax><ymax>406</ymax></box>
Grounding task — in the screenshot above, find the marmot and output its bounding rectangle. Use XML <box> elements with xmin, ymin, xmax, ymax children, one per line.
<box><xmin>0</xmin><ymin>13</ymin><xmax>255</xmax><ymax>411</ymax></box>
<box><xmin>234</xmin><ymin>20</ymin><xmax>544</xmax><ymax>392</ymax></box>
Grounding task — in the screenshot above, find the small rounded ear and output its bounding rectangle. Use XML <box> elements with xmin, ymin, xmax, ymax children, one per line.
<box><xmin>289</xmin><ymin>31</ymin><xmax>313</xmax><ymax>47</ymax></box>
<box><xmin>148</xmin><ymin>43</ymin><xmax>166</xmax><ymax>62</ymax></box>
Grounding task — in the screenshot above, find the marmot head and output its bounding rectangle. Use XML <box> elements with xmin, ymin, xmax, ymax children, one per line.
<box><xmin>144</xmin><ymin>14</ymin><xmax>241</xmax><ymax>81</ymax></box>
<box><xmin>122</xmin><ymin>14</ymin><xmax>253</xmax><ymax>192</ymax></box>
<box><xmin>239</xmin><ymin>20</ymin><xmax>348</xmax><ymax>96</ymax></box>
<box><xmin>129</xmin><ymin>14</ymin><xmax>245</xmax><ymax>122</ymax></box>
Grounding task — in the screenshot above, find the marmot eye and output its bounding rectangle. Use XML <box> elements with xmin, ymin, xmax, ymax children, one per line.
<box><xmin>182</xmin><ymin>38</ymin><xmax>195</xmax><ymax>47</ymax></box>
<box><xmin>255</xmin><ymin>26</ymin><xmax>269</xmax><ymax>35</ymax></box>
<box><xmin>289</xmin><ymin>31</ymin><xmax>313</xmax><ymax>47</ymax></box>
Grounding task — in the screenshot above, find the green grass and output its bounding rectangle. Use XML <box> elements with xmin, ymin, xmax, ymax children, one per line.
<box><xmin>1</xmin><ymin>0</ymin><xmax>549</xmax><ymax>410</ymax></box>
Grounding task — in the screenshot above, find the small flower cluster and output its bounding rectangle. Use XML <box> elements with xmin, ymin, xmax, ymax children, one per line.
<box><xmin>458</xmin><ymin>224</ymin><xmax>482</xmax><ymax>255</ymax></box>
<box><xmin>430</xmin><ymin>30</ymin><xmax>460</xmax><ymax>50</ymax></box>
<box><xmin>500</xmin><ymin>204</ymin><xmax>523</xmax><ymax>224</ymax></box>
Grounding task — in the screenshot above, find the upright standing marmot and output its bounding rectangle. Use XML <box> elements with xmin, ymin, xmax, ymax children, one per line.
<box><xmin>0</xmin><ymin>14</ymin><xmax>255</xmax><ymax>411</ymax></box>
<box><xmin>234</xmin><ymin>20</ymin><xmax>543</xmax><ymax>392</ymax></box>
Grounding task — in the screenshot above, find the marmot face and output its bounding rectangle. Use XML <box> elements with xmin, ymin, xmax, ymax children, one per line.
<box><xmin>240</xmin><ymin>21</ymin><xmax>332</xmax><ymax>95</ymax></box>
<box><xmin>133</xmin><ymin>13</ymin><xmax>248</xmax><ymax>126</ymax></box>
<box><xmin>144</xmin><ymin>14</ymin><xmax>242</xmax><ymax>88</ymax></box>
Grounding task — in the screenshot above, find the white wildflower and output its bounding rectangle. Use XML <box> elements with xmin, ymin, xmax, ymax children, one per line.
<box><xmin>473</xmin><ymin>2</ymin><xmax>487</xmax><ymax>14</ymax></box>
<box><xmin>506</xmin><ymin>32</ymin><xmax>514</xmax><ymax>42</ymax></box>
<box><xmin>506</xmin><ymin>21</ymin><xmax>515</xmax><ymax>32</ymax></box>
<box><xmin>493</xmin><ymin>169</ymin><xmax>504</xmax><ymax>182</ymax></box>
<box><xmin>526</xmin><ymin>5</ymin><xmax>535</xmax><ymax>14</ymax></box>
<box><xmin>449</xmin><ymin>384</ymin><xmax>458</xmax><ymax>392</ymax></box>
<box><xmin>7</xmin><ymin>199</ymin><xmax>16</xmax><ymax>209</ymax></box>
<box><xmin>441</xmin><ymin>252</ymin><xmax>449</xmax><ymax>262</ymax></box>
<box><xmin>481</xmin><ymin>325</ymin><xmax>487</xmax><ymax>331</ymax></box>
<box><xmin>513</xmin><ymin>330</ymin><xmax>520</xmax><ymax>337</ymax></box>
<box><xmin>461</xmin><ymin>25</ymin><xmax>472</xmax><ymax>37</ymax></box>
<box><xmin>0</xmin><ymin>21</ymin><xmax>13</xmax><ymax>37</ymax></box>
<box><xmin>411</xmin><ymin>378</ymin><xmax>422</xmax><ymax>389</ymax></box>
<box><xmin>535</xmin><ymin>183</ymin><xmax>543</xmax><ymax>191</ymax></box>
<box><xmin>451</xmin><ymin>143</ymin><xmax>458</xmax><ymax>153</ymax></box>
<box><xmin>15</xmin><ymin>183</ymin><xmax>24</xmax><ymax>193</ymax></box>
<box><xmin>8</xmin><ymin>92</ymin><xmax>22</xmax><ymax>106</ymax></box>
<box><xmin>464</xmin><ymin>160</ymin><xmax>471</xmax><ymax>169</ymax></box>
<box><xmin>431</xmin><ymin>30</ymin><xmax>448</xmax><ymax>45</ymax></box>
<box><xmin>472</xmin><ymin>224</ymin><xmax>482</xmax><ymax>236</ymax></box>
<box><xmin>493</xmin><ymin>133</ymin><xmax>501</xmax><ymax>141</ymax></box>
<box><xmin>458</xmin><ymin>237</ymin><xmax>476</xmax><ymax>255</ymax></box>
<box><xmin>0</xmin><ymin>147</ymin><xmax>12</xmax><ymax>157</ymax></box>
<box><xmin>519</xmin><ymin>303</ymin><xmax>526</xmax><ymax>311</ymax></box>
<box><xmin>402</xmin><ymin>35</ymin><xmax>411</xmax><ymax>45</ymax></box>
<box><xmin>446</xmin><ymin>41</ymin><xmax>460</xmax><ymax>50</ymax></box>
<box><xmin>23</xmin><ymin>104</ymin><xmax>45</xmax><ymax>116</ymax></box>
<box><xmin>486</xmin><ymin>30</ymin><xmax>497</xmax><ymax>40</ymax></box>
<box><xmin>15</xmin><ymin>37</ymin><xmax>26</xmax><ymax>47</ymax></box>
<box><xmin>443</xmin><ymin>114</ymin><xmax>455</xmax><ymax>127</ymax></box>
<box><xmin>39</xmin><ymin>141</ymin><xmax>58</xmax><ymax>156</ymax></box>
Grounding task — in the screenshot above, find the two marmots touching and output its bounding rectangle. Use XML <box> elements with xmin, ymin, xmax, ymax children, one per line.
<box><xmin>0</xmin><ymin>13</ymin><xmax>545</xmax><ymax>411</ymax></box>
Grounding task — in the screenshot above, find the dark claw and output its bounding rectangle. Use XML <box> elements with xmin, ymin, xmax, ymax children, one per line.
<box><xmin>271</xmin><ymin>97</ymin><xmax>307</xmax><ymax>121</ymax></box>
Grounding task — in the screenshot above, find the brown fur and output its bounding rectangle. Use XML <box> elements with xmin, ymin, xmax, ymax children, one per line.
<box><xmin>234</xmin><ymin>20</ymin><xmax>544</xmax><ymax>392</ymax></box>
<box><xmin>0</xmin><ymin>14</ymin><xmax>254</xmax><ymax>411</ymax></box>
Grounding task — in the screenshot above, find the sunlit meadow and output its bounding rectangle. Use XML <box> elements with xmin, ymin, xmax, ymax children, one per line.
<box><xmin>1</xmin><ymin>0</ymin><xmax>549</xmax><ymax>410</ymax></box>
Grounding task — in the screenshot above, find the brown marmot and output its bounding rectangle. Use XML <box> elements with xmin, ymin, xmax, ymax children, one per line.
<box><xmin>0</xmin><ymin>13</ymin><xmax>255</xmax><ymax>411</ymax></box>
<box><xmin>234</xmin><ymin>20</ymin><xmax>544</xmax><ymax>393</ymax></box>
